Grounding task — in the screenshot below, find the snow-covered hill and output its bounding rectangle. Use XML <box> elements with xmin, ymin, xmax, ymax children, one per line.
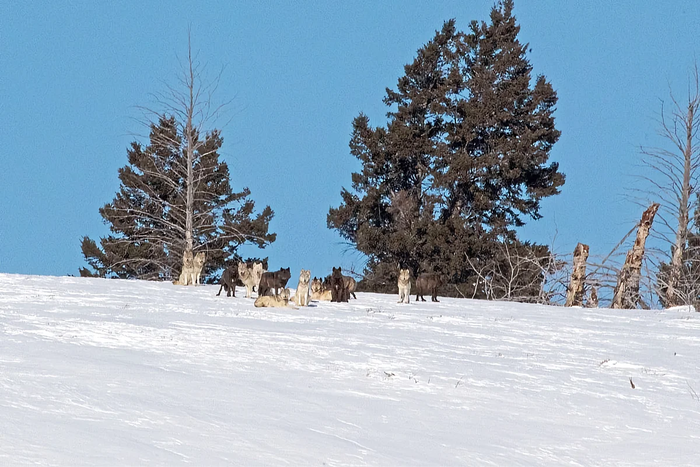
<box><xmin>1</xmin><ymin>273</ymin><xmax>699</xmax><ymax>466</ymax></box>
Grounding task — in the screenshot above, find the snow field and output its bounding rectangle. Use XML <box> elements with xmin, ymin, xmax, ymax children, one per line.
<box><xmin>1</xmin><ymin>273</ymin><xmax>699</xmax><ymax>465</ymax></box>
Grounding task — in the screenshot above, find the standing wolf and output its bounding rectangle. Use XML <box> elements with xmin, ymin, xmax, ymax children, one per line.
<box><xmin>238</xmin><ymin>262</ymin><xmax>255</xmax><ymax>298</ymax></box>
<box><xmin>258</xmin><ymin>267</ymin><xmax>292</xmax><ymax>297</ymax></box>
<box><xmin>397</xmin><ymin>268</ymin><xmax>411</xmax><ymax>304</ymax></box>
<box><xmin>217</xmin><ymin>265</ymin><xmax>240</xmax><ymax>297</ymax></box>
<box><xmin>343</xmin><ymin>275</ymin><xmax>357</xmax><ymax>299</ymax></box>
<box><xmin>252</xmin><ymin>261</ymin><xmax>265</xmax><ymax>293</ymax></box>
<box><xmin>330</xmin><ymin>267</ymin><xmax>349</xmax><ymax>302</ymax></box>
<box><xmin>237</xmin><ymin>261</ymin><xmax>267</xmax><ymax>297</ymax></box>
<box><xmin>415</xmin><ymin>273</ymin><xmax>442</xmax><ymax>302</ymax></box>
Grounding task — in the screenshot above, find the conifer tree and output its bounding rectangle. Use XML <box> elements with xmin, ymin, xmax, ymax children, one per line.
<box><xmin>81</xmin><ymin>37</ymin><xmax>275</xmax><ymax>281</ymax></box>
<box><xmin>328</xmin><ymin>0</ymin><xmax>563</xmax><ymax>297</ymax></box>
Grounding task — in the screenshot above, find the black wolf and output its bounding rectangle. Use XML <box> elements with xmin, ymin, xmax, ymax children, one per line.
<box><xmin>258</xmin><ymin>267</ymin><xmax>291</xmax><ymax>297</ymax></box>
<box><xmin>216</xmin><ymin>266</ymin><xmax>241</xmax><ymax>297</ymax></box>
<box><xmin>330</xmin><ymin>267</ymin><xmax>349</xmax><ymax>302</ymax></box>
<box><xmin>415</xmin><ymin>273</ymin><xmax>442</xmax><ymax>302</ymax></box>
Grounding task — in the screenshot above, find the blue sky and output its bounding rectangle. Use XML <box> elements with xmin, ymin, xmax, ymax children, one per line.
<box><xmin>1</xmin><ymin>1</ymin><xmax>699</xmax><ymax>278</ymax></box>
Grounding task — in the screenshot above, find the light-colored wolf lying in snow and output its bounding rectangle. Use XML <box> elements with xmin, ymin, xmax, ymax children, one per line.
<box><xmin>310</xmin><ymin>277</ymin><xmax>332</xmax><ymax>301</ymax></box>
<box><xmin>254</xmin><ymin>288</ymin><xmax>297</xmax><ymax>308</ymax></box>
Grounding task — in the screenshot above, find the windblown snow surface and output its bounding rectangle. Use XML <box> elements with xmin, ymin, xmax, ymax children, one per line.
<box><xmin>1</xmin><ymin>273</ymin><xmax>700</xmax><ymax>466</ymax></box>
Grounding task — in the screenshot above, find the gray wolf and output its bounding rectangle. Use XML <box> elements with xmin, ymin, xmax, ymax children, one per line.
<box><xmin>310</xmin><ymin>277</ymin><xmax>332</xmax><ymax>301</ymax></box>
<box><xmin>398</xmin><ymin>268</ymin><xmax>411</xmax><ymax>304</ymax></box>
<box><xmin>193</xmin><ymin>252</ymin><xmax>206</xmax><ymax>285</ymax></box>
<box><xmin>343</xmin><ymin>275</ymin><xmax>357</xmax><ymax>299</ymax></box>
<box><xmin>292</xmin><ymin>269</ymin><xmax>311</xmax><ymax>306</ymax></box>
<box><xmin>174</xmin><ymin>249</ymin><xmax>194</xmax><ymax>285</ymax></box>
<box><xmin>238</xmin><ymin>262</ymin><xmax>256</xmax><ymax>298</ymax></box>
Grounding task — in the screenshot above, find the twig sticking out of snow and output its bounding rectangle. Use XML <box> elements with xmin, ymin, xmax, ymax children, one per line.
<box><xmin>688</xmin><ymin>381</ymin><xmax>699</xmax><ymax>401</ymax></box>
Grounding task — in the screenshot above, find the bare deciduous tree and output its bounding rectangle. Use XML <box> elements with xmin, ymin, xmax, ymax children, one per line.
<box><xmin>137</xmin><ymin>31</ymin><xmax>230</xmax><ymax>256</ymax></box>
<box><xmin>634</xmin><ymin>64</ymin><xmax>700</xmax><ymax>307</ymax></box>
<box><xmin>465</xmin><ymin>241</ymin><xmax>564</xmax><ymax>304</ymax></box>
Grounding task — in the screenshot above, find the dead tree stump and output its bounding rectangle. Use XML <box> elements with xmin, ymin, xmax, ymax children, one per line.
<box><xmin>565</xmin><ymin>243</ymin><xmax>589</xmax><ymax>307</ymax></box>
<box><xmin>612</xmin><ymin>203</ymin><xmax>660</xmax><ymax>309</ymax></box>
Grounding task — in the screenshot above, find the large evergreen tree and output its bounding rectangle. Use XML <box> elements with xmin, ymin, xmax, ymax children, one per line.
<box><xmin>81</xmin><ymin>38</ymin><xmax>275</xmax><ymax>281</ymax></box>
<box><xmin>80</xmin><ymin>116</ymin><xmax>275</xmax><ymax>281</ymax></box>
<box><xmin>328</xmin><ymin>0</ymin><xmax>563</xmax><ymax>297</ymax></box>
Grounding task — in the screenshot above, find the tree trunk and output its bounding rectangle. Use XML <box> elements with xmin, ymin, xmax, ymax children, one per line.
<box><xmin>666</xmin><ymin>104</ymin><xmax>695</xmax><ymax>307</ymax></box>
<box><xmin>612</xmin><ymin>203</ymin><xmax>660</xmax><ymax>309</ymax></box>
<box><xmin>184</xmin><ymin>34</ymin><xmax>195</xmax><ymax>253</ymax></box>
<box><xmin>565</xmin><ymin>243</ymin><xmax>589</xmax><ymax>307</ymax></box>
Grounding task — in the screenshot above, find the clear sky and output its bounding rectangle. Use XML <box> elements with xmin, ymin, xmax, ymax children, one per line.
<box><xmin>1</xmin><ymin>1</ymin><xmax>699</xmax><ymax>279</ymax></box>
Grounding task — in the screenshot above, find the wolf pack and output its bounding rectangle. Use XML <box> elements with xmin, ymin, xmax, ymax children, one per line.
<box><xmin>174</xmin><ymin>253</ymin><xmax>442</xmax><ymax>307</ymax></box>
<box><xmin>213</xmin><ymin>261</ymin><xmax>357</xmax><ymax>309</ymax></box>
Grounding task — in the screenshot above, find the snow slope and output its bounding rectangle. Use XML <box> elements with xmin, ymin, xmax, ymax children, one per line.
<box><xmin>1</xmin><ymin>273</ymin><xmax>699</xmax><ymax>466</ymax></box>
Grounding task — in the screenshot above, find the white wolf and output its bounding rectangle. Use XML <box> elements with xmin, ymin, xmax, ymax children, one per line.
<box><xmin>292</xmin><ymin>269</ymin><xmax>311</xmax><ymax>306</ymax></box>
<box><xmin>252</xmin><ymin>262</ymin><xmax>265</xmax><ymax>294</ymax></box>
<box><xmin>397</xmin><ymin>268</ymin><xmax>411</xmax><ymax>304</ymax></box>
